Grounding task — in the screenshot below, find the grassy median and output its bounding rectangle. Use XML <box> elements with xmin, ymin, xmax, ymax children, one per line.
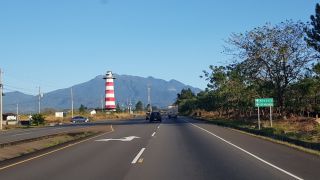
<box><xmin>0</xmin><ymin>125</ymin><xmax>112</xmax><ymax>161</ymax></box>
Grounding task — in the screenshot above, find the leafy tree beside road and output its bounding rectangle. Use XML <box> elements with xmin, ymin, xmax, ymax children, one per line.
<box><xmin>79</xmin><ymin>104</ymin><xmax>87</xmax><ymax>114</ymax></box>
<box><xmin>226</xmin><ymin>20</ymin><xmax>317</xmax><ymax>115</ymax></box>
<box><xmin>305</xmin><ymin>3</ymin><xmax>320</xmax><ymax>53</ymax></box>
<box><xmin>31</xmin><ymin>114</ymin><xmax>45</xmax><ymax>126</ymax></box>
<box><xmin>177</xmin><ymin>18</ymin><xmax>320</xmax><ymax>118</ymax></box>
<box><xmin>135</xmin><ymin>101</ymin><xmax>144</xmax><ymax>112</ymax></box>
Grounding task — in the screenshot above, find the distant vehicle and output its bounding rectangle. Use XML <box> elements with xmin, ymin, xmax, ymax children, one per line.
<box><xmin>71</xmin><ymin>116</ymin><xmax>89</xmax><ymax>123</ymax></box>
<box><xmin>149</xmin><ymin>112</ymin><xmax>162</xmax><ymax>122</ymax></box>
<box><xmin>167</xmin><ymin>105</ymin><xmax>178</xmax><ymax>119</ymax></box>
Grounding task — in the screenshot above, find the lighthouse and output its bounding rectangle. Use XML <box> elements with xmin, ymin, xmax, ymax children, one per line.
<box><xmin>103</xmin><ymin>71</ymin><xmax>116</xmax><ymax>111</ymax></box>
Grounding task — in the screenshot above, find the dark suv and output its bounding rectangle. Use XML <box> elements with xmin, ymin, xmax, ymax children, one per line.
<box><xmin>149</xmin><ymin>112</ymin><xmax>162</xmax><ymax>122</ymax></box>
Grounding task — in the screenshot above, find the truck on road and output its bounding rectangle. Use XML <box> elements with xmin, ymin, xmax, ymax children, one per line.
<box><xmin>167</xmin><ymin>105</ymin><xmax>178</xmax><ymax>119</ymax></box>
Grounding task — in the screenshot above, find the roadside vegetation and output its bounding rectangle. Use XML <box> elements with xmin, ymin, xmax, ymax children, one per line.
<box><xmin>31</xmin><ymin>113</ymin><xmax>45</xmax><ymax>126</ymax></box>
<box><xmin>2</xmin><ymin>111</ymin><xmax>139</xmax><ymax>130</ymax></box>
<box><xmin>44</xmin><ymin>111</ymin><xmax>139</xmax><ymax>125</ymax></box>
<box><xmin>175</xmin><ymin>4</ymin><xmax>320</xmax><ymax>150</ymax></box>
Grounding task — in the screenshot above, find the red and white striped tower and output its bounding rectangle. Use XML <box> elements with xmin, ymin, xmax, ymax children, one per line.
<box><xmin>103</xmin><ymin>71</ymin><xmax>116</xmax><ymax>111</ymax></box>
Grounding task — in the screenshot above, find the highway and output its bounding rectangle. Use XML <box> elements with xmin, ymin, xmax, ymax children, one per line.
<box><xmin>0</xmin><ymin>117</ymin><xmax>319</xmax><ymax>180</ymax></box>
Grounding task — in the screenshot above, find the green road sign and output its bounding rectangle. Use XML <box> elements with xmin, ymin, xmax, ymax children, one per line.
<box><xmin>255</xmin><ymin>98</ymin><xmax>274</xmax><ymax>107</ymax></box>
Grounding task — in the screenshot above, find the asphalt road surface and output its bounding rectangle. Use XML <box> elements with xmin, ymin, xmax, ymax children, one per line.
<box><xmin>0</xmin><ymin>117</ymin><xmax>319</xmax><ymax>180</ymax></box>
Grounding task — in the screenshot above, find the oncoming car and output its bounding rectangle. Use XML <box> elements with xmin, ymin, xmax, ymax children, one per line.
<box><xmin>71</xmin><ymin>116</ymin><xmax>89</xmax><ymax>123</ymax></box>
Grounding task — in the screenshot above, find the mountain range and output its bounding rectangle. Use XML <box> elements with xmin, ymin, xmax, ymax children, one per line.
<box><xmin>3</xmin><ymin>74</ymin><xmax>201</xmax><ymax>113</ymax></box>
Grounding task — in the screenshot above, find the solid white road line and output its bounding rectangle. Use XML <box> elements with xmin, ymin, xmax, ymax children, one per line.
<box><xmin>132</xmin><ymin>148</ymin><xmax>146</xmax><ymax>164</ymax></box>
<box><xmin>187</xmin><ymin>121</ymin><xmax>304</xmax><ymax>180</ymax></box>
<box><xmin>151</xmin><ymin>132</ymin><xmax>156</xmax><ymax>137</ymax></box>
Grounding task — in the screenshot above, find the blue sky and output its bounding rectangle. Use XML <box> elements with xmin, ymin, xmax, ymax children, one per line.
<box><xmin>0</xmin><ymin>0</ymin><xmax>318</xmax><ymax>95</ymax></box>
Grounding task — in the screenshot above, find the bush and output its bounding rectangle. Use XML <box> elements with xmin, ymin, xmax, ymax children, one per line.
<box><xmin>32</xmin><ymin>113</ymin><xmax>45</xmax><ymax>126</ymax></box>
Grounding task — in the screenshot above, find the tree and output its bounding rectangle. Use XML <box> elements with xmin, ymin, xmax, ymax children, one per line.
<box><xmin>305</xmin><ymin>3</ymin><xmax>320</xmax><ymax>97</ymax></box>
<box><xmin>287</xmin><ymin>76</ymin><xmax>317</xmax><ymax>115</ymax></box>
<box><xmin>135</xmin><ymin>101</ymin><xmax>144</xmax><ymax>112</ymax></box>
<box><xmin>202</xmin><ymin>64</ymin><xmax>256</xmax><ymax>117</ymax></box>
<box><xmin>313</xmin><ymin>63</ymin><xmax>320</xmax><ymax>77</ymax></box>
<box><xmin>227</xmin><ymin>21</ymin><xmax>317</xmax><ymax>113</ymax></box>
<box><xmin>175</xmin><ymin>88</ymin><xmax>197</xmax><ymax>114</ymax></box>
<box><xmin>201</xmin><ymin>65</ymin><xmax>227</xmax><ymax>90</ymax></box>
<box><xmin>79</xmin><ymin>104</ymin><xmax>87</xmax><ymax>113</ymax></box>
<box><xmin>178</xmin><ymin>98</ymin><xmax>197</xmax><ymax>115</ymax></box>
<box><xmin>175</xmin><ymin>88</ymin><xmax>196</xmax><ymax>105</ymax></box>
<box><xmin>305</xmin><ymin>3</ymin><xmax>320</xmax><ymax>53</ymax></box>
<box><xmin>116</xmin><ymin>104</ymin><xmax>122</xmax><ymax>112</ymax></box>
<box><xmin>32</xmin><ymin>113</ymin><xmax>45</xmax><ymax>126</ymax></box>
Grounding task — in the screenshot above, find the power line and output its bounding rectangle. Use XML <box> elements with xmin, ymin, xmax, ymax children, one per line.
<box><xmin>4</xmin><ymin>100</ymin><xmax>36</xmax><ymax>106</ymax></box>
<box><xmin>4</xmin><ymin>73</ymin><xmax>61</xmax><ymax>95</ymax></box>
<box><xmin>4</xmin><ymin>84</ymin><xmax>37</xmax><ymax>94</ymax></box>
<box><xmin>5</xmin><ymin>72</ymin><xmax>59</xmax><ymax>89</ymax></box>
<box><xmin>3</xmin><ymin>87</ymin><xmax>35</xmax><ymax>95</ymax></box>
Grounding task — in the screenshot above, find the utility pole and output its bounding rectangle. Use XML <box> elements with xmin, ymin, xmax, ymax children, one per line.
<box><xmin>38</xmin><ymin>86</ymin><xmax>41</xmax><ymax>114</ymax></box>
<box><xmin>147</xmin><ymin>85</ymin><xmax>152</xmax><ymax>112</ymax></box>
<box><xmin>126</xmin><ymin>98</ymin><xmax>129</xmax><ymax>112</ymax></box>
<box><xmin>71</xmin><ymin>87</ymin><xmax>74</xmax><ymax>118</ymax></box>
<box><xmin>129</xmin><ymin>98</ymin><xmax>132</xmax><ymax>114</ymax></box>
<box><xmin>101</xmin><ymin>95</ymin><xmax>104</xmax><ymax>111</ymax></box>
<box><xmin>258</xmin><ymin>106</ymin><xmax>261</xmax><ymax>130</ymax></box>
<box><xmin>16</xmin><ymin>103</ymin><xmax>19</xmax><ymax>122</ymax></box>
<box><xmin>0</xmin><ymin>68</ymin><xmax>3</xmax><ymax>130</ymax></box>
<box><xmin>270</xmin><ymin>106</ymin><xmax>273</xmax><ymax>128</ymax></box>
